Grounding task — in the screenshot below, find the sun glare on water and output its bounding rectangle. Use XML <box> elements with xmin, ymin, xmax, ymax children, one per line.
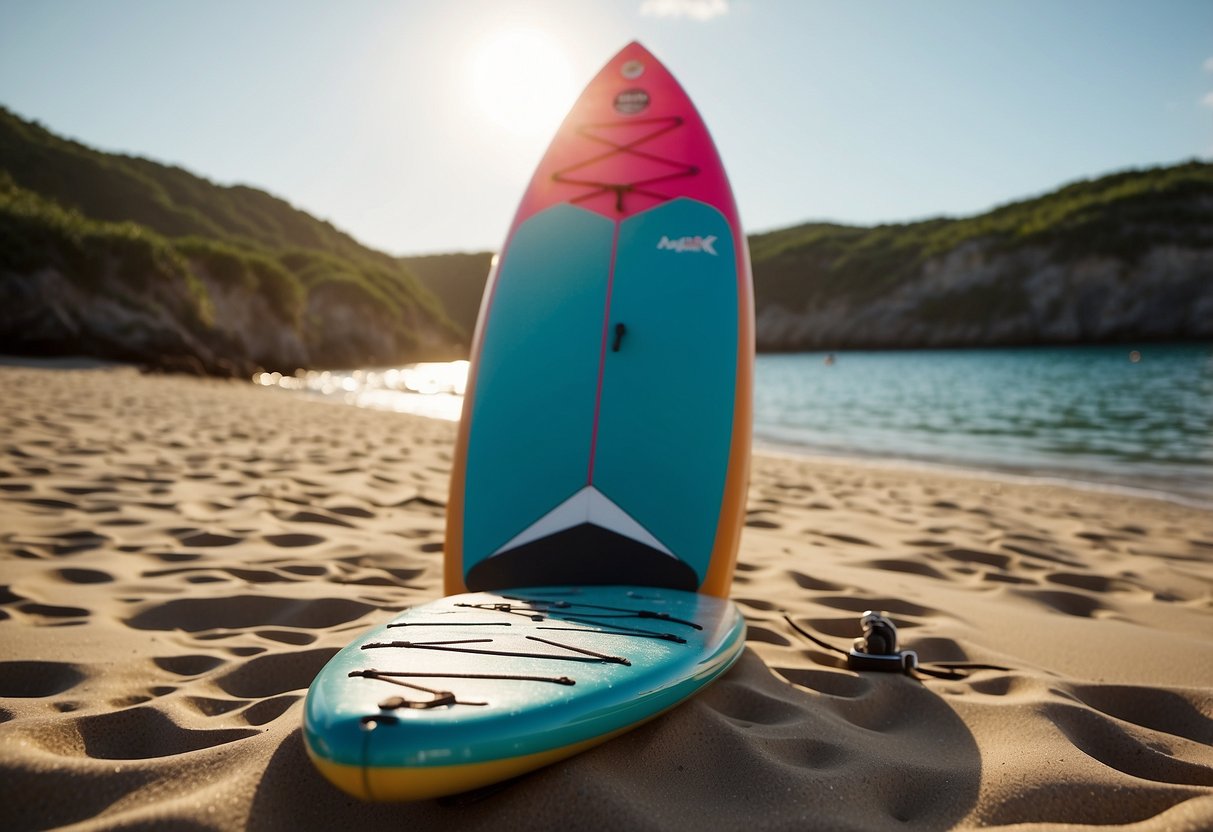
<box><xmin>468</xmin><ymin>29</ymin><xmax>575</xmax><ymax>138</ymax></box>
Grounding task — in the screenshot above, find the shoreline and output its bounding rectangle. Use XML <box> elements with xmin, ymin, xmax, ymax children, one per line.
<box><xmin>753</xmin><ymin>439</ymin><xmax>1213</xmax><ymax>512</ymax></box>
<box><xmin>6</xmin><ymin>354</ymin><xmax>1209</xmax><ymax>509</ymax></box>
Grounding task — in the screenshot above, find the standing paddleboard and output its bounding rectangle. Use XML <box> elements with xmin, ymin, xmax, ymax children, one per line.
<box><xmin>305</xmin><ymin>41</ymin><xmax>753</xmax><ymax>802</ymax></box>
<box><xmin>445</xmin><ymin>40</ymin><xmax>754</xmax><ymax>599</ymax></box>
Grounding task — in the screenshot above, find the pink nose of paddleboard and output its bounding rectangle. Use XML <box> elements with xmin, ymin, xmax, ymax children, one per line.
<box><xmin>511</xmin><ymin>42</ymin><xmax>740</xmax><ymax>228</ymax></box>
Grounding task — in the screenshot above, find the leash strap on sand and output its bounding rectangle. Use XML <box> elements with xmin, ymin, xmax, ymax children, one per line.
<box><xmin>782</xmin><ymin>614</ymin><xmax>850</xmax><ymax>657</ymax></box>
<box><xmin>781</xmin><ymin>613</ymin><xmax>1011</xmax><ymax>680</ymax></box>
<box><xmin>911</xmin><ymin>662</ymin><xmax>1014</xmax><ymax>680</ymax></box>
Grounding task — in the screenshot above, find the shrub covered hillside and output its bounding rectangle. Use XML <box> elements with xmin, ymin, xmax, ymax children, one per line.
<box><xmin>750</xmin><ymin>162</ymin><xmax>1213</xmax><ymax>350</ymax></box>
<box><xmin>399</xmin><ymin>251</ymin><xmax>495</xmax><ymax>339</ymax></box>
<box><xmin>0</xmin><ymin>107</ymin><xmax>463</xmax><ymax>374</ymax></box>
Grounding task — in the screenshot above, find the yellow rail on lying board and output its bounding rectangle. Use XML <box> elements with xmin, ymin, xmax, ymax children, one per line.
<box><xmin>305</xmin><ymin>720</ymin><xmax>646</xmax><ymax>802</ymax></box>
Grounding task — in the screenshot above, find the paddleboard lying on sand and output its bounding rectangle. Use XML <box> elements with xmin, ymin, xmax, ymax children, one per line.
<box><xmin>304</xmin><ymin>586</ymin><xmax>745</xmax><ymax>800</ymax></box>
<box><xmin>305</xmin><ymin>41</ymin><xmax>754</xmax><ymax>801</ymax></box>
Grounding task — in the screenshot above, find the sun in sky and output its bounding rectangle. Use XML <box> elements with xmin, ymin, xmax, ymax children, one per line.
<box><xmin>467</xmin><ymin>28</ymin><xmax>576</xmax><ymax>139</ymax></box>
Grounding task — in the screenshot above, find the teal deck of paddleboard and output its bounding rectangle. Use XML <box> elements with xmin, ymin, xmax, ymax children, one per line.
<box><xmin>462</xmin><ymin>198</ymin><xmax>739</xmax><ymax>583</ymax></box>
<box><xmin>303</xmin><ymin>586</ymin><xmax>745</xmax><ymax>769</ymax></box>
<box><xmin>464</xmin><ymin>205</ymin><xmax>613</xmax><ymax>568</ymax></box>
<box><xmin>594</xmin><ymin>199</ymin><xmax>737</xmax><ymax>576</ymax></box>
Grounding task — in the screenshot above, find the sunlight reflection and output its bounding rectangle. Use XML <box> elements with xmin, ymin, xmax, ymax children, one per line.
<box><xmin>255</xmin><ymin>361</ymin><xmax>469</xmax><ymax>421</ymax></box>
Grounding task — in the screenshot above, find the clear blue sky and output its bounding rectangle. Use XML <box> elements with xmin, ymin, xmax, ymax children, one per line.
<box><xmin>2</xmin><ymin>0</ymin><xmax>1210</xmax><ymax>255</ymax></box>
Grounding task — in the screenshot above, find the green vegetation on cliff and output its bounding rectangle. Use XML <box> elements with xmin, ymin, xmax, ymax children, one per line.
<box><xmin>399</xmin><ymin>252</ymin><xmax>496</xmax><ymax>339</ymax></box>
<box><xmin>0</xmin><ymin>106</ymin><xmax>461</xmax><ymax>372</ymax></box>
<box><xmin>750</xmin><ymin>161</ymin><xmax>1213</xmax><ymax>314</ymax></box>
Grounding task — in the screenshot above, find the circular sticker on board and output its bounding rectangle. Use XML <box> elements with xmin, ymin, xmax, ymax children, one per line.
<box><xmin>614</xmin><ymin>88</ymin><xmax>650</xmax><ymax>115</ymax></box>
<box><xmin>621</xmin><ymin>59</ymin><xmax>645</xmax><ymax>80</ymax></box>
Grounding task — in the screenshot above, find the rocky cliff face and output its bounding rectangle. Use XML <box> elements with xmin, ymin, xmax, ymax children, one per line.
<box><xmin>0</xmin><ymin>255</ymin><xmax>460</xmax><ymax>376</ymax></box>
<box><xmin>756</xmin><ymin>240</ymin><xmax>1213</xmax><ymax>351</ymax></box>
<box><xmin>1</xmin><ymin>265</ymin><xmax>236</xmax><ymax>375</ymax></box>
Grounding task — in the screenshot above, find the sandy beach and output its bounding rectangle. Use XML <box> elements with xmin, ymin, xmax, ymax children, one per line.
<box><xmin>1</xmin><ymin>362</ymin><xmax>1211</xmax><ymax>831</ymax></box>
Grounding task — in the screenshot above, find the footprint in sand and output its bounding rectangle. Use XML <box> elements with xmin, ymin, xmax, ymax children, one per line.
<box><xmin>0</xmin><ymin>661</ymin><xmax>85</xmax><ymax>697</ymax></box>
<box><xmin>213</xmin><ymin>647</ymin><xmax>339</xmax><ymax>698</ymax></box>
<box><xmin>281</xmin><ymin>510</ymin><xmax>354</xmax><ymax>528</ymax></box>
<box><xmin>907</xmin><ymin>635</ymin><xmax>969</xmax><ymax>663</ymax></box>
<box><xmin>860</xmin><ymin>558</ymin><xmax>951</xmax><ymax>581</ymax></box>
<box><xmin>263</xmin><ymin>533</ymin><xmax>326</xmax><ymax>548</ymax></box>
<box><xmin>745</xmin><ymin>624</ymin><xmax>793</xmax><ymax>646</ymax></box>
<box><xmin>903</xmin><ymin>538</ymin><xmax>953</xmax><ymax>548</ymax></box>
<box><xmin>773</xmin><ymin>666</ymin><xmax>872</xmax><ymax>699</ymax></box>
<box><xmin>175</xmin><ymin>531</ymin><xmax>243</xmax><ymax>547</ymax></box>
<box><xmin>227</xmin><ymin>646</ymin><xmax>266</xmax><ymax>657</ymax></box>
<box><xmin>818</xmin><ymin>532</ymin><xmax>876</xmax><ymax>546</ymax></box>
<box><xmin>966</xmin><ymin>675</ymin><xmax>1034</xmax><ymax>697</ymax></box>
<box><xmin>744</xmin><ymin>510</ymin><xmax>782</xmax><ymax>529</ymax></box>
<box><xmin>1045</xmin><ymin>572</ymin><xmax>1137</xmax><ymax>593</ymax></box>
<box><xmin>982</xmin><ymin>572</ymin><xmax>1037</xmax><ymax>585</ymax></box>
<box><xmin>153</xmin><ymin>655</ymin><xmax>227</xmax><ymax>676</ymax></box>
<box><xmin>942</xmin><ymin>547</ymin><xmax>1014</xmax><ymax>571</ymax></box>
<box><xmin>66</xmin><ymin>706</ymin><xmax>260</xmax><ymax>760</ymax></box>
<box><xmin>43</xmin><ymin>530</ymin><xmax>110</xmax><ymax>556</ymax></box>
<box><xmin>20</xmin><ymin>498</ymin><xmax>78</xmax><ymax>510</ymax></box>
<box><xmin>184</xmin><ymin>696</ymin><xmax>250</xmax><ymax>717</ymax></box>
<box><xmin>1043</xmin><ymin>701</ymin><xmax>1213</xmax><ymax>787</ymax></box>
<box><xmin>148</xmin><ymin>551</ymin><xmax>202</xmax><ymax>563</ymax></box>
<box><xmin>787</xmin><ymin>571</ymin><xmax>845</xmax><ymax>592</ymax></box>
<box><xmin>734</xmin><ymin>597</ymin><xmax>779</xmax><ymax>612</ymax></box>
<box><xmin>127</xmin><ymin>595</ymin><xmax>378</xmax><ymax>632</ymax></box>
<box><xmin>326</xmin><ymin>505</ymin><xmax>376</xmax><ymax>519</ymax></box>
<box><xmin>704</xmin><ymin>674</ymin><xmax>811</xmax><ymax>727</ymax></box>
<box><xmin>240</xmin><ymin>694</ymin><xmax>301</xmax><ymax>726</ymax></box>
<box><xmin>793</xmin><ymin>616</ymin><xmax>863</xmax><ymax>639</ymax></box>
<box><xmin>1011</xmin><ymin>588</ymin><xmax>1107</xmax><ymax>618</ymax></box>
<box><xmin>256</xmin><ymin>629</ymin><xmax>317</xmax><ymax>646</ymax></box>
<box><xmin>998</xmin><ymin>542</ymin><xmax>1082</xmax><ymax>568</ymax></box>
<box><xmin>814</xmin><ymin>595</ymin><xmax>937</xmax><ymax>618</ymax></box>
<box><xmin>53</xmin><ymin>568</ymin><xmax>113</xmax><ymax>584</ymax></box>
<box><xmin>1067</xmin><ymin>683</ymin><xmax>1213</xmax><ymax>744</ymax></box>
<box><xmin>18</xmin><ymin>602</ymin><xmax>90</xmax><ymax>620</ymax></box>
<box><xmin>108</xmin><ymin>693</ymin><xmax>155</xmax><ymax>708</ymax></box>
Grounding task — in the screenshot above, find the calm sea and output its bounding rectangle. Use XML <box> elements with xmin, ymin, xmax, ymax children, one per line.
<box><xmin>259</xmin><ymin>343</ymin><xmax>1213</xmax><ymax>505</ymax></box>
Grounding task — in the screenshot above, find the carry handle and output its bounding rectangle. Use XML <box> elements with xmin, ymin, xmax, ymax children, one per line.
<box><xmin>612</xmin><ymin>322</ymin><xmax>627</xmax><ymax>352</ymax></box>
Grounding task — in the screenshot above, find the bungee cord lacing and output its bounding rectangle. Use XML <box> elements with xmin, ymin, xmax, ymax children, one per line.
<box><xmin>551</xmin><ymin>116</ymin><xmax>698</xmax><ymax>213</ymax></box>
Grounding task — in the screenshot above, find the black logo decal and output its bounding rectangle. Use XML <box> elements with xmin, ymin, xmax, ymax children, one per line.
<box><xmin>613</xmin><ymin>88</ymin><xmax>650</xmax><ymax>115</ymax></box>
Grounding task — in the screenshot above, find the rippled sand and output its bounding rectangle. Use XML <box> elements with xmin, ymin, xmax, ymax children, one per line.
<box><xmin>1</xmin><ymin>363</ymin><xmax>1211</xmax><ymax>831</ymax></box>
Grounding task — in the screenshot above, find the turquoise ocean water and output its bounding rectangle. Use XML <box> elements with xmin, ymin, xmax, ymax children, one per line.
<box><xmin>753</xmin><ymin>344</ymin><xmax>1212</xmax><ymax>504</ymax></box>
<box><xmin>260</xmin><ymin>343</ymin><xmax>1213</xmax><ymax>505</ymax></box>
